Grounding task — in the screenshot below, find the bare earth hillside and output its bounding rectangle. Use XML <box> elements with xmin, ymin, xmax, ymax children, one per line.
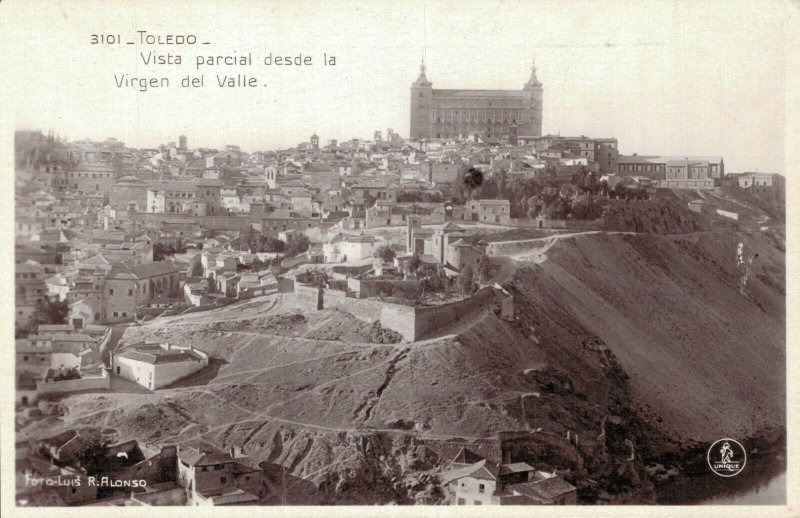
<box><xmin>18</xmin><ymin>229</ymin><xmax>784</xmax><ymax>504</ymax></box>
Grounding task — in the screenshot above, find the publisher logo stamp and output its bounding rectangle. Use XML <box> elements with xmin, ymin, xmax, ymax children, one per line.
<box><xmin>707</xmin><ymin>438</ymin><xmax>746</xmax><ymax>477</ymax></box>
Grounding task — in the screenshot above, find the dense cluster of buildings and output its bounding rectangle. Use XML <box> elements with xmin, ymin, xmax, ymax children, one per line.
<box><xmin>16</xmin><ymin>435</ymin><xmax>268</xmax><ymax>506</ymax></box>
<box><xmin>13</xmin><ymin>59</ymin><xmax>785</xmax><ymax>507</ymax></box>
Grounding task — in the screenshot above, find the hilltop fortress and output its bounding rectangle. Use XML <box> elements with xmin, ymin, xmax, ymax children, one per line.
<box><xmin>410</xmin><ymin>60</ymin><xmax>543</xmax><ymax>140</ymax></box>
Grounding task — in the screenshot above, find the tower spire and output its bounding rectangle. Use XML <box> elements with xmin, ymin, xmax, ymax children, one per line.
<box><xmin>413</xmin><ymin>54</ymin><xmax>431</xmax><ymax>87</ymax></box>
<box><xmin>526</xmin><ymin>55</ymin><xmax>541</xmax><ymax>87</ymax></box>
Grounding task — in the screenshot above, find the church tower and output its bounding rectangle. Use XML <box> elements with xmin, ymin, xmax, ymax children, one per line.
<box><xmin>410</xmin><ymin>59</ymin><xmax>433</xmax><ymax>140</ymax></box>
<box><xmin>522</xmin><ymin>57</ymin><xmax>544</xmax><ymax>137</ymax></box>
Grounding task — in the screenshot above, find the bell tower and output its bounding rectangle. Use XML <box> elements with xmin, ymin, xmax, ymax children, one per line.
<box><xmin>410</xmin><ymin>58</ymin><xmax>433</xmax><ymax>140</ymax></box>
<box><xmin>522</xmin><ymin>57</ymin><xmax>544</xmax><ymax>137</ymax></box>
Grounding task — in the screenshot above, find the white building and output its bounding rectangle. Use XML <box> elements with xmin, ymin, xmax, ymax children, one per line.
<box><xmin>111</xmin><ymin>343</ymin><xmax>209</xmax><ymax>390</ymax></box>
<box><xmin>342</xmin><ymin>235</ymin><xmax>377</xmax><ymax>261</ymax></box>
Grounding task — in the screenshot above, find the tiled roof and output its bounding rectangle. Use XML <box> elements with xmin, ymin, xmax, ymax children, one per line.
<box><xmin>117</xmin><ymin>345</ymin><xmax>203</xmax><ymax>365</ymax></box>
<box><xmin>498</xmin><ymin>462</ymin><xmax>534</xmax><ymax>475</ymax></box>
<box><xmin>512</xmin><ymin>476</ymin><xmax>576</xmax><ymax>501</ymax></box>
<box><xmin>108</xmin><ymin>261</ymin><xmax>182</xmax><ymax>280</ymax></box>
<box><xmin>438</xmin><ymin>458</ymin><xmax>499</xmax><ymax>485</ymax></box>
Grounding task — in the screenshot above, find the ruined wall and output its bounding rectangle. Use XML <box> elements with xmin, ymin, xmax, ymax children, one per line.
<box><xmin>293</xmin><ymin>283</ymin><xmax>321</xmax><ymax>310</ymax></box>
<box><xmin>327</xmin><ymin>296</ymin><xmax>383</xmax><ymax>322</ymax></box>
<box><xmin>378</xmin><ymin>303</ymin><xmax>417</xmax><ymax>341</ymax></box>
<box><xmin>324</xmin><ymin>288</ymin><xmax>348</xmax><ymax>306</ymax></box>
<box><xmin>291</xmin><ymin>281</ymin><xmax>498</xmax><ymax>342</ymax></box>
<box><xmin>413</xmin><ymin>287</ymin><xmax>493</xmax><ymax>339</ymax></box>
<box><xmin>348</xmin><ymin>278</ymin><xmax>423</xmax><ymax>299</ymax></box>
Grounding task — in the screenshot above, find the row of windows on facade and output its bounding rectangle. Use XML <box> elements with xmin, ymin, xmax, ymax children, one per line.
<box><xmin>620</xmin><ymin>164</ymin><xmax>665</xmax><ymax>173</ymax></box>
<box><xmin>426</xmin><ymin>108</ymin><xmax>531</xmax><ymax>118</ymax></box>
<box><xmin>417</xmin><ymin>115</ymin><xmax>537</xmax><ymax>124</ymax></box>
<box><xmin>64</xmin><ymin>172</ymin><xmax>113</xmax><ymax>178</ymax></box>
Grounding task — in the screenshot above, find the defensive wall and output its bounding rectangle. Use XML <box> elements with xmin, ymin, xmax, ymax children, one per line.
<box><xmin>290</xmin><ymin>281</ymin><xmax>498</xmax><ymax>341</ymax></box>
<box><xmin>347</xmin><ymin>277</ymin><xmax>423</xmax><ymax>299</ymax></box>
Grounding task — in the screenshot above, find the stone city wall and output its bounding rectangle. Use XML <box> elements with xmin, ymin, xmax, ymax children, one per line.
<box><xmin>292</xmin><ymin>280</ymin><xmax>497</xmax><ymax>341</ymax></box>
<box><xmin>347</xmin><ymin>278</ymin><xmax>423</xmax><ymax>299</ymax></box>
<box><xmin>413</xmin><ymin>287</ymin><xmax>493</xmax><ymax>339</ymax></box>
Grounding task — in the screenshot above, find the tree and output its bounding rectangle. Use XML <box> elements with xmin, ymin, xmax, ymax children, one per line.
<box><xmin>527</xmin><ymin>195</ymin><xmax>542</xmax><ymax>219</ymax></box>
<box><xmin>377</xmin><ymin>245</ymin><xmax>396</xmax><ymax>264</ymax></box>
<box><xmin>477</xmin><ymin>255</ymin><xmax>490</xmax><ymax>285</ymax></box>
<box><xmin>189</xmin><ymin>258</ymin><xmax>204</xmax><ymax>278</ymax></box>
<box><xmin>251</xmin><ymin>235</ymin><xmax>285</xmax><ymax>253</ymax></box>
<box><xmin>456</xmin><ymin>265</ymin><xmax>475</xmax><ymax>296</ymax></box>
<box><xmin>206</xmin><ymin>274</ymin><xmax>216</xmax><ymax>294</ymax></box>
<box><xmin>285</xmin><ymin>235</ymin><xmax>310</xmax><ymax>257</ymax></box>
<box><xmin>463</xmin><ymin>167</ymin><xmax>484</xmax><ymax>190</ymax></box>
<box><xmin>33</xmin><ymin>297</ymin><xmax>69</xmax><ymax>328</ymax></box>
<box><xmin>153</xmin><ymin>242</ymin><xmax>187</xmax><ymax>261</ymax></box>
<box><xmin>408</xmin><ymin>253</ymin><xmax>421</xmax><ymax>274</ymax></box>
<box><xmin>77</xmin><ymin>437</ymin><xmax>110</xmax><ymax>477</ymax></box>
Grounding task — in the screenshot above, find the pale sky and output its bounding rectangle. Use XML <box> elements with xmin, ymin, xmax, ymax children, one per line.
<box><xmin>1</xmin><ymin>0</ymin><xmax>796</xmax><ymax>173</ymax></box>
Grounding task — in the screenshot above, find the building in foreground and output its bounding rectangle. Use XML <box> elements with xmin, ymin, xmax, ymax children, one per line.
<box><xmin>111</xmin><ymin>343</ymin><xmax>209</xmax><ymax>390</ymax></box>
<box><xmin>439</xmin><ymin>447</ymin><xmax>577</xmax><ymax>505</ymax></box>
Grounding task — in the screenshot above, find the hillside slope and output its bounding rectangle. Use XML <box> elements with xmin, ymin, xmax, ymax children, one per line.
<box><xmin>507</xmin><ymin>230</ymin><xmax>784</xmax><ymax>443</ymax></box>
<box><xmin>18</xmin><ymin>230</ymin><xmax>785</xmax><ymax>503</ymax></box>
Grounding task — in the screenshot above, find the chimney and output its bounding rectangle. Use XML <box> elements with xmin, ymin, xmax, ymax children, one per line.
<box><xmin>230</xmin><ymin>446</ymin><xmax>235</xmax><ymax>458</ymax></box>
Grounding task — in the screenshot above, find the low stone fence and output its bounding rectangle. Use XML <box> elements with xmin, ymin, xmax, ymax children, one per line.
<box><xmin>238</xmin><ymin>284</ymin><xmax>279</xmax><ymax>299</ymax></box>
<box><xmin>347</xmin><ymin>278</ymin><xmax>422</xmax><ymax>299</ymax></box>
<box><xmin>37</xmin><ymin>369</ymin><xmax>110</xmax><ymax>396</ymax></box>
<box><xmin>485</xmin><ymin>237</ymin><xmax>554</xmax><ymax>257</ymax></box>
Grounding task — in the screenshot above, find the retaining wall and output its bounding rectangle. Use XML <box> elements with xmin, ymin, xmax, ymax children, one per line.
<box><xmin>414</xmin><ymin>287</ymin><xmax>493</xmax><ymax>339</ymax></box>
<box><xmin>293</xmin><ymin>283</ymin><xmax>321</xmax><ymax>310</ymax></box>
<box><xmin>37</xmin><ymin>370</ymin><xmax>110</xmax><ymax>396</ymax></box>
<box><xmin>348</xmin><ymin>278</ymin><xmax>423</xmax><ymax>299</ymax></box>
<box><xmin>485</xmin><ymin>238</ymin><xmax>554</xmax><ymax>257</ymax></box>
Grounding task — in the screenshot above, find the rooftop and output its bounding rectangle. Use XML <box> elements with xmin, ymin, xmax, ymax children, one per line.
<box><xmin>117</xmin><ymin>344</ymin><xmax>204</xmax><ymax>365</ymax></box>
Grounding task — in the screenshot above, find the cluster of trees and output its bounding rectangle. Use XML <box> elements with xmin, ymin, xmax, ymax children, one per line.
<box><xmin>296</xmin><ymin>269</ymin><xmax>328</xmax><ymax>287</ymax></box>
<box><xmin>246</xmin><ymin>232</ymin><xmax>309</xmax><ymax>260</ymax></box>
<box><xmin>413</xmin><ymin>253</ymin><xmax>490</xmax><ymax>298</ymax></box>
<box><xmin>396</xmin><ymin>190</ymin><xmax>444</xmax><ymax>203</ymax></box>
<box><xmin>442</xmin><ymin>167</ymin><xmax>651</xmax><ymax>222</ymax></box>
<box><xmin>249</xmin><ymin>235</ymin><xmax>286</xmax><ymax>253</ymax></box>
<box><xmin>76</xmin><ymin>437</ymin><xmax>111</xmax><ymax>477</ymax></box>
<box><xmin>153</xmin><ymin>242</ymin><xmax>187</xmax><ymax>261</ymax></box>
<box><xmin>246</xmin><ymin>233</ymin><xmax>310</xmax><ymax>256</ymax></box>
<box><xmin>50</xmin><ymin>367</ymin><xmax>81</xmax><ymax>381</ymax></box>
<box><xmin>602</xmin><ymin>201</ymin><xmax>708</xmax><ymax>234</ymax></box>
<box><xmin>375</xmin><ymin>245</ymin><xmax>396</xmax><ymax>264</ymax></box>
<box><xmin>610</xmin><ymin>185</ymin><xmax>650</xmax><ymax>201</ymax></box>
<box><xmin>285</xmin><ymin>235</ymin><xmax>311</xmax><ymax>258</ymax></box>
<box><xmin>32</xmin><ymin>297</ymin><xmax>69</xmax><ymax>328</ymax></box>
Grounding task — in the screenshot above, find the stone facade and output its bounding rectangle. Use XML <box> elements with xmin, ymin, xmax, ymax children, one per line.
<box><xmin>410</xmin><ymin>61</ymin><xmax>543</xmax><ymax>140</ymax></box>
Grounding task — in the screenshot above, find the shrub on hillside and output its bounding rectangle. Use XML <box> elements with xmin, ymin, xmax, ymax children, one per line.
<box><xmin>602</xmin><ymin>201</ymin><xmax>710</xmax><ymax>234</ymax></box>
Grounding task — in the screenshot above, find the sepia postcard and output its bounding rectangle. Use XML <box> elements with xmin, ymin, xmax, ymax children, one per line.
<box><xmin>1</xmin><ymin>0</ymin><xmax>797</xmax><ymax>516</ymax></box>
